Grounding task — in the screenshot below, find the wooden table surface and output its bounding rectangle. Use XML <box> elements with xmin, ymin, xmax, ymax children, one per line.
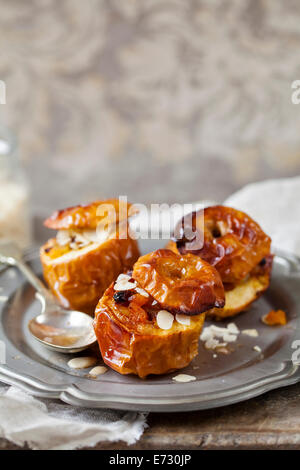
<box><xmin>2</xmin><ymin>381</ymin><xmax>300</xmax><ymax>450</ymax></box>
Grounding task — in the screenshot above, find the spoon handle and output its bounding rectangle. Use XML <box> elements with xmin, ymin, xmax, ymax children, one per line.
<box><xmin>0</xmin><ymin>241</ymin><xmax>55</xmax><ymax>303</ymax></box>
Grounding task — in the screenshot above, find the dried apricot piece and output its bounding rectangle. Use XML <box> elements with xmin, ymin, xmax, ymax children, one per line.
<box><xmin>262</xmin><ymin>309</ymin><xmax>287</xmax><ymax>326</ymax></box>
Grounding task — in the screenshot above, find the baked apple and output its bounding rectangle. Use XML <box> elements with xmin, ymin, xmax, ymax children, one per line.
<box><xmin>132</xmin><ymin>249</ymin><xmax>225</xmax><ymax>315</ymax></box>
<box><xmin>94</xmin><ymin>274</ymin><xmax>205</xmax><ymax>378</ymax></box>
<box><xmin>208</xmin><ymin>255</ymin><xmax>273</xmax><ymax>319</ymax></box>
<box><xmin>167</xmin><ymin>205</ymin><xmax>273</xmax><ymax>318</ymax></box>
<box><xmin>40</xmin><ymin>199</ymin><xmax>140</xmax><ymax>314</ymax></box>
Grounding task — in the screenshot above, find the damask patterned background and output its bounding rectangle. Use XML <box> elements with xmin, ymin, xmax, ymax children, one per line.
<box><xmin>0</xmin><ymin>0</ymin><xmax>299</xmax><ymax>214</ymax></box>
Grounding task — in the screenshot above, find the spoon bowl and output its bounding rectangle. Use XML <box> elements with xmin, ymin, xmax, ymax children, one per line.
<box><xmin>28</xmin><ymin>304</ymin><xmax>96</xmax><ymax>353</ymax></box>
<box><xmin>0</xmin><ymin>241</ymin><xmax>97</xmax><ymax>353</ymax></box>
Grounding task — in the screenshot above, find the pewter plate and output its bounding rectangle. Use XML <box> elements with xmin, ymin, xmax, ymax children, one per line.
<box><xmin>0</xmin><ymin>245</ymin><xmax>300</xmax><ymax>412</ymax></box>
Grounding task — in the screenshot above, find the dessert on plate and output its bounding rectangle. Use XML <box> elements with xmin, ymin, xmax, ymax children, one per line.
<box><xmin>40</xmin><ymin>199</ymin><xmax>140</xmax><ymax>314</ymax></box>
<box><xmin>94</xmin><ymin>249</ymin><xmax>225</xmax><ymax>377</ymax></box>
<box><xmin>167</xmin><ymin>205</ymin><xmax>273</xmax><ymax>318</ymax></box>
<box><xmin>132</xmin><ymin>249</ymin><xmax>225</xmax><ymax>315</ymax></box>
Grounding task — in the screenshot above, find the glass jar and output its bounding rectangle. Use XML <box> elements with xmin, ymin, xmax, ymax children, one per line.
<box><xmin>0</xmin><ymin>125</ymin><xmax>31</xmax><ymax>250</ymax></box>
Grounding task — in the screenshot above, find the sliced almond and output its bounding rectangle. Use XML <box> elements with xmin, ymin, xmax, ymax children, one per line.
<box><xmin>227</xmin><ymin>322</ymin><xmax>239</xmax><ymax>334</ymax></box>
<box><xmin>114</xmin><ymin>281</ymin><xmax>137</xmax><ymax>291</ymax></box>
<box><xmin>200</xmin><ymin>324</ymin><xmax>239</xmax><ymax>351</ymax></box>
<box><xmin>175</xmin><ymin>314</ymin><xmax>191</xmax><ymax>326</ymax></box>
<box><xmin>57</xmin><ymin>229</ymin><xmax>99</xmax><ymax>249</ymax></box>
<box><xmin>210</xmin><ymin>325</ymin><xmax>230</xmax><ymax>337</ymax></box>
<box><xmin>89</xmin><ymin>366</ymin><xmax>108</xmax><ymax>377</ymax></box>
<box><xmin>72</xmin><ymin>232</ymin><xmax>90</xmax><ymax>246</ymax></box>
<box><xmin>83</xmin><ymin>229</ymin><xmax>109</xmax><ymax>244</ymax></box>
<box><xmin>68</xmin><ymin>356</ymin><xmax>97</xmax><ymax>369</ymax></box>
<box><xmin>172</xmin><ymin>374</ymin><xmax>196</xmax><ymax>383</ymax></box>
<box><xmin>200</xmin><ymin>329</ymin><xmax>213</xmax><ymax>342</ymax></box>
<box><xmin>135</xmin><ymin>287</ymin><xmax>149</xmax><ymax>297</ymax></box>
<box><xmin>204</xmin><ymin>338</ymin><xmax>220</xmax><ymax>350</ymax></box>
<box><xmin>223</xmin><ymin>333</ymin><xmax>237</xmax><ymax>343</ymax></box>
<box><xmin>156</xmin><ymin>310</ymin><xmax>174</xmax><ymax>330</ymax></box>
<box><xmin>242</xmin><ymin>329</ymin><xmax>258</xmax><ymax>337</ymax></box>
<box><xmin>116</xmin><ymin>273</ymin><xmax>131</xmax><ymax>283</ymax></box>
<box><xmin>56</xmin><ymin>230</ymin><xmax>72</xmax><ymax>246</ymax></box>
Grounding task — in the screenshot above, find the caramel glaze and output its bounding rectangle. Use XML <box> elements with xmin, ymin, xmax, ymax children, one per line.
<box><xmin>169</xmin><ymin>205</ymin><xmax>272</xmax><ymax>285</ymax></box>
<box><xmin>44</xmin><ymin>198</ymin><xmax>137</xmax><ymax>230</ymax></box>
<box><xmin>94</xmin><ymin>282</ymin><xmax>205</xmax><ymax>378</ymax></box>
<box><xmin>222</xmin><ymin>254</ymin><xmax>274</xmax><ymax>292</ymax></box>
<box><xmin>40</xmin><ymin>230</ymin><xmax>140</xmax><ymax>315</ymax></box>
<box><xmin>40</xmin><ymin>199</ymin><xmax>140</xmax><ymax>315</ymax></box>
<box><xmin>132</xmin><ymin>249</ymin><xmax>225</xmax><ymax>315</ymax></box>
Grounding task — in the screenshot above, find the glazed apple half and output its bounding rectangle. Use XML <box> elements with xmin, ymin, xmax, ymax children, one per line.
<box><xmin>94</xmin><ymin>275</ymin><xmax>206</xmax><ymax>378</ymax></box>
<box><xmin>167</xmin><ymin>205</ymin><xmax>273</xmax><ymax>319</ymax></box>
<box><xmin>40</xmin><ymin>199</ymin><xmax>140</xmax><ymax>314</ymax></box>
<box><xmin>94</xmin><ymin>250</ymin><xmax>225</xmax><ymax>378</ymax></box>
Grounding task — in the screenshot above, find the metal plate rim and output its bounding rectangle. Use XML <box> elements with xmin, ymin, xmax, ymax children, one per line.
<box><xmin>0</xmin><ymin>248</ymin><xmax>300</xmax><ymax>412</ymax></box>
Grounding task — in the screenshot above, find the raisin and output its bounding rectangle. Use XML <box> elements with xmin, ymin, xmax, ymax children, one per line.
<box><xmin>212</xmin><ymin>227</ymin><xmax>221</xmax><ymax>238</ymax></box>
<box><xmin>113</xmin><ymin>291</ymin><xmax>131</xmax><ymax>305</ymax></box>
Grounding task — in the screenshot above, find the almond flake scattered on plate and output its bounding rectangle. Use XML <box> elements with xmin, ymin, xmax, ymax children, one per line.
<box><xmin>205</xmin><ymin>338</ymin><xmax>224</xmax><ymax>350</ymax></box>
<box><xmin>89</xmin><ymin>366</ymin><xmax>108</xmax><ymax>377</ymax></box>
<box><xmin>242</xmin><ymin>329</ymin><xmax>259</xmax><ymax>337</ymax></box>
<box><xmin>172</xmin><ymin>374</ymin><xmax>196</xmax><ymax>383</ymax></box>
<box><xmin>227</xmin><ymin>322</ymin><xmax>240</xmax><ymax>334</ymax></box>
<box><xmin>200</xmin><ymin>323</ymin><xmax>239</xmax><ymax>350</ymax></box>
<box><xmin>68</xmin><ymin>356</ymin><xmax>97</xmax><ymax>369</ymax></box>
<box><xmin>223</xmin><ymin>332</ymin><xmax>238</xmax><ymax>343</ymax></box>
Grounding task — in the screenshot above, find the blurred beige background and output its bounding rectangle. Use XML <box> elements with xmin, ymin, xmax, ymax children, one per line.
<box><xmin>0</xmin><ymin>0</ymin><xmax>299</xmax><ymax>215</ymax></box>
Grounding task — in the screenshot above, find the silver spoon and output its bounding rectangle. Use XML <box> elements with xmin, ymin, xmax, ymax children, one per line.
<box><xmin>0</xmin><ymin>241</ymin><xmax>97</xmax><ymax>353</ymax></box>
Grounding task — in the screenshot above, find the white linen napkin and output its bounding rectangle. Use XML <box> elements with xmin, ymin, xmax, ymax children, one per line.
<box><xmin>0</xmin><ymin>176</ymin><xmax>299</xmax><ymax>450</ymax></box>
<box><xmin>225</xmin><ymin>176</ymin><xmax>300</xmax><ymax>256</ymax></box>
<box><xmin>0</xmin><ymin>384</ymin><xmax>147</xmax><ymax>450</ymax></box>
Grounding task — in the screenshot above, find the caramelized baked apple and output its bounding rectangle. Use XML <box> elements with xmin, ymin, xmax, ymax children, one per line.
<box><xmin>132</xmin><ymin>249</ymin><xmax>225</xmax><ymax>315</ymax></box>
<box><xmin>208</xmin><ymin>255</ymin><xmax>273</xmax><ymax>319</ymax></box>
<box><xmin>44</xmin><ymin>198</ymin><xmax>138</xmax><ymax>231</ymax></box>
<box><xmin>94</xmin><ymin>275</ymin><xmax>205</xmax><ymax>378</ymax></box>
<box><xmin>40</xmin><ymin>199</ymin><xmax>140</xmax><ymax>314</ymax></box>
<box><xmin>167</xmin><ymin>205</ymin><xmax>273</xmax><ymax>318</ymax></box>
